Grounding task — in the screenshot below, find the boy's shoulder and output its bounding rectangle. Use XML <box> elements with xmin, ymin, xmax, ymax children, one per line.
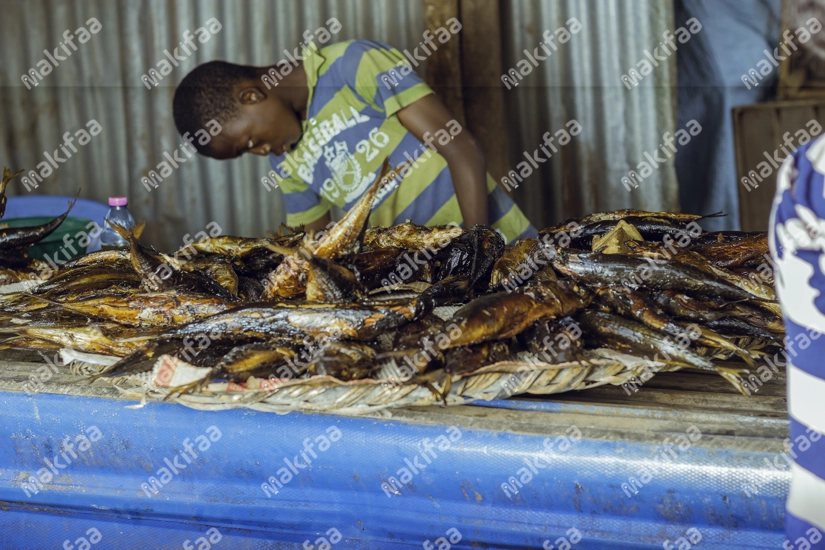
<box><xmin>315</xmin><ymin>39</ymin><xmax>398</xmax><ymax>65</ymax></box>
<box><xmin>312</xmin><ymin>39</ymin><xmax>401</xmax><ymax>80</ymax></box>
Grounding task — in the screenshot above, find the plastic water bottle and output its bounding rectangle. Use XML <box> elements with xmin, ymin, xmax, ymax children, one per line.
<box><xmin>100</xmin><ymin>196</ymin><xmax>135</xmax><ymax>250</ymax></box>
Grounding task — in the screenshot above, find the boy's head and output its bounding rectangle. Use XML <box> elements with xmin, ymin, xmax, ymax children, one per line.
<box><xmin>173</xmin><ymin>61</ymin><xmax>302</xmax><ymax>159</ymax></box>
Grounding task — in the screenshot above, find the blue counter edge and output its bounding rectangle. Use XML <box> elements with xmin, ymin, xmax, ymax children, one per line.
<box><xmin>0</xmin><ymin>390</ymin><xmax>788</xmax><ymax>549</ymax></box>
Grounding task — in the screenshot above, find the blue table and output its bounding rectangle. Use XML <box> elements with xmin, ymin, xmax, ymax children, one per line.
<box><xmin>0</xmin><ymin>355</ymin><xmax>788</xmax><ymax>549</ymax></box>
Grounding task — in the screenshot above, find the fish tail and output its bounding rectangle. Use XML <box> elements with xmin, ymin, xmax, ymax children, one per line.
<box><xmin>0</xmin><ymin>167</ymin><xmax>24</xmax><ymax>193</ymax></box>
<box><xmin>735</xmin><ymin>349</ymin><xmax>757</xmax><ymax>368</ymax></box>
<box><xmin>716</xmin><ymin>366</ymin><xmax>751</xmax><ymax>395</ymax></box>
<box><xmin>110</xmin><ymin>220</ymin><xmax>145</xmax><ymax>242</ymax></box>
<box><xmin>109</xmin><ymin>221</ymin><xmax>130</xmax><ymax>240</ymax></box>
<box><xmin>375</xmin><ymin>157</ymin><xmax>395</xmax><ymax>191</ymax></box>
<box><xmin>696</xmin><ymin>325</ymin><xmax>756</xmax><ymax>367</ymax></box>
<box><xmin>372</xmin><ymin>157</ymin><xmax>412</xmax><ymax>196</ymax></box>
<box><xmin>748</xmin><ymin>348</ymin><xmax>770</xmax><ymax>359</ymax></box>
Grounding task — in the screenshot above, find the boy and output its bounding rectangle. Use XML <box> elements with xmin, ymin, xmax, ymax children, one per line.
<box><xmin>173</xmin><ymin>39</ymin><xmax>536</xmax><ymax>242</ymax></box>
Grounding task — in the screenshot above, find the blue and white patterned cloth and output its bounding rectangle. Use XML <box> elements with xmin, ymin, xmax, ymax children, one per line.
<box><xmin>770</xmin><ymin>135</ymin><xmax>825</xmax><ymax>548</ymax></box>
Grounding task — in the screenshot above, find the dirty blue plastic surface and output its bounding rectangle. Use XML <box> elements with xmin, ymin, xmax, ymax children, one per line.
<box><xmin>0</xmin><ymin>391</ymin><xmax>788</xmax><ymax>549</ymax></box>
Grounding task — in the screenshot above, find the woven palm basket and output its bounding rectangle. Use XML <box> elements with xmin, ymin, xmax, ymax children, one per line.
<box><xmin>66</xmin><ymin>337</ymin><xmax>760</xmax><ymax>416</ymax></box>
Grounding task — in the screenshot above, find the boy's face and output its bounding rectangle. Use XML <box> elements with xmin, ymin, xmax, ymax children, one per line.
<box><xmin>208</xmin><ymin>85</ymin><xmax>302</xmax><ymax>160</ymax></box>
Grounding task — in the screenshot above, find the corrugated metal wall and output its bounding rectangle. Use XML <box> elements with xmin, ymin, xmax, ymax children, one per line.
<box><xmin>502</xmin><ymin>0</ymin><xmax>679</xmax><ymax>229</ymax></box>
<box><xmin>0</xmin><ymin>0</ymin><xmax>677</xmax><ymax>249</ymax></box>
<box><xmin>0</xmin><ymin>0</ymin><xmax>424</xmax><ymax>250</ymax></box>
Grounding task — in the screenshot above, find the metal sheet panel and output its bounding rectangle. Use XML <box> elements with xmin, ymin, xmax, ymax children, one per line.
<box><xmin>0</xmin><ymin>0</ymin><xmax>678</xmax><ymax>246</ymax></box>
<box><xmin>0</xmin><ymin>0</ymin><xmax>425</xmax><ymax>250</ymax></box>
<box><xmin>500</xmin><ymin>0</ymin><xmax>680</xmax><ymax>229</ymax></box>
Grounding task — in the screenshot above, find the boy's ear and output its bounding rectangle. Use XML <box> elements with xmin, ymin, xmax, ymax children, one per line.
<box><xmin>239</xmin><ymin>87</ymin><xmax>267</xmax><ymax>105</ymax></box>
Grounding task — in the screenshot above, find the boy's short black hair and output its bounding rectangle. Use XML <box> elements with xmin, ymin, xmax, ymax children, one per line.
<box><xmin>173</xmin><ymin>61</ymin><xmax>258</xmax><ymax>154</ymax></box>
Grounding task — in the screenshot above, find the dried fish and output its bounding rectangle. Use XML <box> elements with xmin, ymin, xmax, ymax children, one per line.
<box><xmin>0</xmin><ymin>202</ymin><xmax>775</xmax><ymax>401</ymax></box>
<box><xmin>364</xmin><ymin>221</ymin><xmax>463</xmax><ymax>251</ymax></box>
<box><xmin>553</xmin><ymin>250</ymin><xmax>754</xmax><ymax>301</ymax></box>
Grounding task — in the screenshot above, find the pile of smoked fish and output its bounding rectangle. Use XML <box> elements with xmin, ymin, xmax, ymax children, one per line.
<box><xmin>0</xmin><ymin>161</ymin><xmax>781</xmax><ymax>400</ymax></box>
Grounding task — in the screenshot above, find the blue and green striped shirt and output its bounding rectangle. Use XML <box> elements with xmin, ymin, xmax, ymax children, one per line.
<box><xmin>269</xmin><ymin>39</ymin><xmax>536</xmax><ymax>243</ymax></box>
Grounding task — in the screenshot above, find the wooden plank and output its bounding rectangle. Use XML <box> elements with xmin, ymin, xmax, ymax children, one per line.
<box><xmin>733</xmin><ymin>100</ymin><xmax>825</xmax><ymax>231</ymax></box>
<box><xmin>734</xmin><ymin>106</ymin><xmax>781</xmax><ymax>231</ymax></box>
<box><xmin>406</xmin><ymin>397</ymin><xmax>788</xmax><ymax>443</ymax></box>
<box><xmin>422</xmin><ymin>0</ymin><xmax>466</xmax><ymax>127</ymax></box>
<box><xmin>777</xmin><ymin>104</ymin><xmax>820</xmax><ymax>148</ymax></box>
<box><xmin>731</xmin><ymin>99</ymin><xmax>825</xmax><ymax>111</ymax></box>
<box><xmin>458</xmin><ymin>0</ymin><xmax>509</xmax><ymax>183</ymax></box>
<box><xmin>549</xmin><ymin>387</ymin><xmax>787</xmax><ymax>416</ymax></box>
<box><xmin>642</xmin><ymin>371</ymin><xmax>787</xmax><ymax>397</ymax></box>
<box><xmin>778</xmin><ymin>0</ymin><xmax>825</xmax><ymax>100</ymax></box>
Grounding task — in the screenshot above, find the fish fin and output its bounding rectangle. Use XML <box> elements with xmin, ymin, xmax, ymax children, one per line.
<box><xmin>273</xmin><ymin>223</ymin><xmax>301</xmax><ymax>237</ymax></box>
<box><xmin>422</xmin><ymin>381</ymin><xmax>444</xmax><ymax>402</ymax></box>
<box><xmin>0</xmin><ymin>167</ymin><xmax>24</xmax><ymax>192</ymax></box>
<box><xmin>263</xmin><ymin>242</ymin><xmax>297</xmax><ymax>256</ymax></box>
<box><xmin>133</xmin><ymin>220</ymin><xmax>146</xmax><ymax>240</ymax></box>
<box><xmin>164</xmin><ymin>374</ymin><xmax>212</xmax><ymax>400</ymax></box>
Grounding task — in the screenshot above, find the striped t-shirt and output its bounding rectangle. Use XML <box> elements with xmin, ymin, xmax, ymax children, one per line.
<box><xmin>770</xmin><ymin>135</ymin><xmax>825</xmax><ymax>548</ymax></box>
<box><xmin>269</xmin><ymin>39</ymin><xmax>536</xmax><ymax>243</ymax></box>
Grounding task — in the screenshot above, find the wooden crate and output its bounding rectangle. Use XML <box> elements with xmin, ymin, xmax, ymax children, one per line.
<box><xmin>732</xmin><ymin>100</ymin><xmax>825</xmax><ymax>231</ymax></box>
<box><xmin>777</xmin><ymin>0</ymin><xmax>825</xmax><ymax>100</ymax></box>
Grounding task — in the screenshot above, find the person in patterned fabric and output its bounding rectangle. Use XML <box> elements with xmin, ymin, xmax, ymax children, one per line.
<box><xmin>770</xmin><ymin>133</ymin><xmax>825</xmax><ymax>549</ymax></box>
<box><xmin>172</xmin><ymin>39</ymin><xmax>536</xmax><ymax>243</ymax></box>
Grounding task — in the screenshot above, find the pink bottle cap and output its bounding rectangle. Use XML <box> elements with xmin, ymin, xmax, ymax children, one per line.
<box><xmin>108</xmin><ymin>196</ymin><xmax>128</xmax><ymax>206</ymax></box>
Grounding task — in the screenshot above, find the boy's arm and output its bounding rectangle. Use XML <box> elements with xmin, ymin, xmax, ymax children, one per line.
<box><xmin>397</xmin><ymin>95</ymin><xmax>489</xmax><ymax>227</ymax></box>
<box><xmin>305</xmin><ymin>212</ymin><xmax>331</xmax><ymax>232</ymax></box>
<box><xmin>273</xmin><ymin>164</ymin><xmax>332</xmax><ymax>231</ymax></box>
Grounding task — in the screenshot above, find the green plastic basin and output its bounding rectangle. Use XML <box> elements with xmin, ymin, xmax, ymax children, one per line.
<box><xmin>2</xmin><ymin>216</ymin><xmax>94</xmax><ymax>261</ymax></box>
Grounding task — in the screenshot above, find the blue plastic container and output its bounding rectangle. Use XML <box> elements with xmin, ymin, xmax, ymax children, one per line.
<box><xmin>4</xmin><ymin>195</ymin><xmax>109</xmax><ymax>253</ymax></box>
